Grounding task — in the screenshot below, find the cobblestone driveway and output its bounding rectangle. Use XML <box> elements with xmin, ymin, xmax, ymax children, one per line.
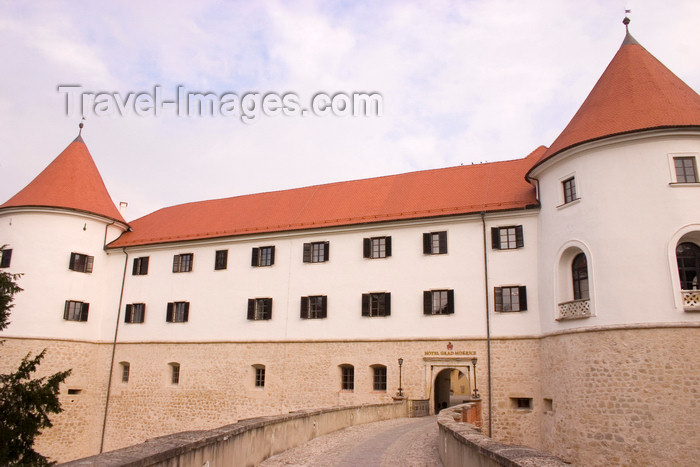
<box><xmin>259</xmin><ymin>416</ymin><xmax>442</xmax><ymax>467</ymax></box>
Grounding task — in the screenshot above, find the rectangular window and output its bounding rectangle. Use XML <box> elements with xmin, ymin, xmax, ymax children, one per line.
<box><xmin>363</xmin><ymin>236</ymin><xmax>392</xmax><ymax>259</ymax></box>
<box><xmin>172</xmin><ymin>253</ymin><xmax>193</xmax><ymax>273</ymax></box>
<box><xmin>69</xmin><ymin>252</ymin><xmax>94</xmax><ymax>273</ymax></box>
<box><xmin>563</xmin><ymin>177</ymin><xmax>577</xmax><ymax>204</ymax></box>
<box><xmin>361</xmin><ymin>293</ymin><xmax>391</xmax><ymax>317</ymax></box>
<box><xmin>170</xmin><ymin>363</ymin><xmax>180</xmax><ymax>385</ymax></box>
<box><xmin>511</xmin><ymin>397</ymin><xmax>533</xmax><ymax>410</ymax></box>
<box><xmin>251</xmin><ymin>246</ymin><xmax>275</xmax><ymax>267</ymax></box>
<box><xmin>491</xmin><ymin>226</ymin><xmax>524</xmax><ymax>250</ymax></box>
<box><xmin>373</xmin><ymin>366</ymin><xmax>387</xmax><ymax>391</ymax></box>
<box><xmin>423</xmin><ymin>231</ymin><xmax>447</xmax><ymax>255</ymax></box>
<box><xmin>214</xmin><ymin>250</ymin><xmax>228</xmax><ymax>270</ymax></box>
<box><xmin>341</xmin><ymin>366</ymin><xmax>354</xmax><ymax>391</ymax></box>
<box><xmin>166</xmin><ymin>301</ymin><xmax>189</xmax><ymax>322</ymax></box>
<box><xmin>674</xmin><ymin>156</ymin><xmax>698</xmax><ymax>183</ymax></box>
<box><xmin>125</xmin><ymin>303</ymin><xmax>146</xmax><ymax>323</ymax></box>
<box><xmin>121</xmin><ymin>363</ymin><xmax>130</xmax><ymax>383</ymax></box>
<box><xmin>247</xmin><ymin>298</ymin><xmax>273</xmax><ymax>320</ymax></box>
<box><xmin>423</xmin><ymin>290</ymin><xmax>455</xmax><ymax>315</ymax></box>
<box><xmin>255</xmin><ymin>367</ymin><xmax>265</xmax><ymax>388</ymax></box>
<box><xmin>132</xmin><ymin>256</ymin><xmax>149</xmax><ymax>275</ymax></box>
<box><xmin>63</xmin><ymin>300</ymin><xmax>89</xmax><ymax>322</ymax></box>
<box><xmin>303</xmin><ymin>241</ymin><xmax>330</xmax><ymax>263</ymax></box>
<box><xmin>300</xmin><ymin>295</ymin><xmax>328</xmax><ymax>319</ymax></box>
<box><xmin>0</xmin><ymin>248</ymin><xmax>12</xmax><ymax>268</ymax></box>
<box><xmin>494</xmin><ymin>286</ymin><xmax>528</xmax><ymax>312</ymax></box>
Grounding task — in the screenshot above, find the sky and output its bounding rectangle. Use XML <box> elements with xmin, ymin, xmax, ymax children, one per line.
<box><xmin>1</xmin><ymin>0</ymin><xmax>699</xmax><ymax>221</ymax></box>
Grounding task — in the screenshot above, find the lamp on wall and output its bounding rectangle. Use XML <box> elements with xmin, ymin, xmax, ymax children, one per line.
<box><xmin>397</xmin><ymin>358</ymin><xmax>404</xmax><ymax>398</ymax></box>
<box><xmin>471</xmin><ymin>358</ymin><xmax>480</xmax><ymax>399</ymax></box>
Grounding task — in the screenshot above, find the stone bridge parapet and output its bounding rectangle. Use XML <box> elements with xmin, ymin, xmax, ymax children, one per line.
<box><xmin>60</xmin><ymin>401</ymin><xmax>407</xmax><ymax>467</ymax></box>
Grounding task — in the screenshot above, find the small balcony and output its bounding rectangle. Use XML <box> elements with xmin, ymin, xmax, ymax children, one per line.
<box><xmin>681</xmin><ymin>290</ymin><xmax>700</xmax><ymax>311</ymax></box>
<box><xmin>557</xmin><ymin>299</ymin><xmax>591</xmax><ymax>320</ymax></box>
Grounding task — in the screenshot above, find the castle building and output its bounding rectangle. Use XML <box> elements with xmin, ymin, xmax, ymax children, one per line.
<box><xmin>1</xmin><ymin>26</ymin><xmax>699</xmax><ymax>466</ymax></box>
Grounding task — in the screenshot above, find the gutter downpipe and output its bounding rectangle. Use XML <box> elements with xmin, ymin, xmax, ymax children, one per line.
<box><xmin>481</xmin><ymin>212</ymin><xmax>493</xmax><ymax>438</ymax></box>
<box><xmin>99</xmin><ymin>246</ymin><xmax>129</xmax><ymax>453</ymax></box>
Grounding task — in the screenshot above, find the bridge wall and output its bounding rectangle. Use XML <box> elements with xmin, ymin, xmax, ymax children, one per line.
<box><xmin>60</xmin><ymin>401</ymin><xmax>406</xmax><ymax>467</ymax></box>
<box><xmin>437</xmin><ymin>404</ymin><xmax>567</xmax><ymax>467</ymax></box>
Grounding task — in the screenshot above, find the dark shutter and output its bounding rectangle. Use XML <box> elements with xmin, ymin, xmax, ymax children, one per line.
<box><xmin>0</xmin><ymin>249</ymin><xmax>10</xmax><ymax>268</ymax></box>
<box><xmin>173</xmin><ymin>255</ymin><xmax>181</xmax><ymax>272</ymax></box>
<box><xmin>323</xmin><ymin>242</ymin><xmax>330</xmax><ymax>261</ymax></box>
<box><xmin>63</xmin><ymin>301</ymin><xmax>70</xmax><ymax>320</ymax></box>
<box><xmin>384</xmin><ymin>293</ymin><xmax>391</xmax><ymax>316</ymax></box>
<box><xmin>251</xmin><ymin>248</ymin><xmax>259</xmax><ymax>266</ymax></box>
<box><xmin>303</xmin><ymin>243</ymin><xmax>311</xmax><ymax>263</ymax></box>
<box><xmin>183</xmin><ymin>302</ymin><xmax>190</xmax><ymax>322</ymax></box>
<box><xmin>423</xmin><ymin>233</ymin><xmax>431</xmax><ymax>254</ymax></box>
<box><xmin>361</xmin><ymin>294</ymin><xmax>370</xmax><ymax>316</ymax></box>
<box><xmin>80</xmin><ymin>302</ymin><xmax>89</xmax><ymax>321</ymax></box>
<box><xmin>125</xmin><ymin>304</ymin><xmax>133</xmax><ymax>323</ymax></box>
<box><xmin>363</xmin><ymin>238</ymin><xmax>371</xmax><ymax>258</ymax></box>
<box><xmin>515</xmin><ymin>225</ymin><xmax>524</xmax><ymax>248</ymax></box>
<box><xmin>141</xmin><ymin>256</ymin><xmax>149</xmax><ymax>274</ymax></box>
<box><xmin>269</xmin><ymin>247</ymin><xmax>275</xmax><ymax>265</ymax></box>
<box><xmin>69</xmin><ymin>253</ymin><xmax>76</xmax><ymax>270</ymax></box>
<box><xmin>132</xmin><ymin>258</ymin><xmax>139</xmax><ymax>275</ymax></box>
<box><xmin>491</xmin><ymin>228</ymin><xmax>500</xmax><ymax>249</ymax></box>
<box><xmin>86</xmin><ymin>255</ymin><xmax>94</xmax><ymax>273</ymax></box>
<box><xmin>439</xmin><ymin>231</ymin><xmax>448</xmax><ymax>254</ymax></box>
<box><xmin>494</xmin><ymin>287</ymin><xmax>503</xmax><ymax>312</ymax></box>
<box><xmin>385</xmin><ymin>237</ymin><xmax>392</xmax><ymax>257</ymax></box>
<box><xmin>300</xmin><ymin>296</ymin><xmax>308</xmax><ymax>318</ymax></box>
<box><xmin>423</xmin><ymin>291</ymin><xmax>432</xmax><ymax>314</ymax></box>
<box><xmin>247</xmin><ymin>299</ymin><xmax>255</xmax><ymax>320</ymax></box>
<box><xmin>518</xmin><ymin>286</ymin><xmax>527</xmax><ymax>311</ymax></box>
<box><xmin>166</xmin><ymin>302</ymin><xmax>174</xmax><ymax>322</ymax></box>
<box><xmin>447</xmin><ymin>289</ymin><xmax>455</xmax><ymax>314</ymax></box>
<box><xmin>321</xmin><ymin>296</ymin><xmax>328</xmax><ymax>318</ymax></box>
<box><xmin>267</xmin><ymin>298</ymin><xmax>272</xmax><ymax>319</ymax></box>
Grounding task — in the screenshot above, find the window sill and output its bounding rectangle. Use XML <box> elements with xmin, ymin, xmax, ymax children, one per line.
<box><xmin>556</xmin><ymin>198</ymin><xmax>581</xmax><ymax>209</ymax></box>
<box><xmin>669</xmin><ymin>182</ymin><xmax>700</xmax><ymax>187</ymax></box>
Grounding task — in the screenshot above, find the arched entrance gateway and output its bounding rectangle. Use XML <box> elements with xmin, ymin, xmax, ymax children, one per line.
<box><xmin>423</xmin><ymin>346</ymin><xmax>480</xmax><ymax>415</ymax></box>
<box><xmin>433</xmin><ymin>368</ymin><xmax>471</xmax><ymax>413</ymax></box>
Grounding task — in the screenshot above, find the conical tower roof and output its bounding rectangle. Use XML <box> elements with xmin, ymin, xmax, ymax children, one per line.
<box><xmin>0</xmin><ymin>134</ymin><xmax>126</xmax><ymax>224</ymax></box>
<box><xmin>530</xmin><ymin>27</ymin><xmax>700</xmax><ymax>172</ymax></box>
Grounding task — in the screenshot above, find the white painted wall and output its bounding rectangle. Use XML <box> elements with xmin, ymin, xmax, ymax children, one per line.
<box><xmin>115</xmin><ymin>213</ymin><xmax>541</xmax><ymax>343</ymax></box>
<box><xmin>0</xmin><ymin>209</ymin><xmax>127</xmax><ymax>341</ymax></box>
<box><xmin>531</xmin><ymin>130</ymin><xmax>700</xmax><ymax>334</ymax></box>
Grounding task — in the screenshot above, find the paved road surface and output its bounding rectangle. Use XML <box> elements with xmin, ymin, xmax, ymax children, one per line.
<box><xmin>259</xmin><ymin>416</ymin><xmax>442</xmax><ymax>467</ymax></box>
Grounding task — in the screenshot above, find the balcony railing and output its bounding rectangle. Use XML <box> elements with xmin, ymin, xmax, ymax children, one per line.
<box><xmin>682</xmin><ymin>290</ymin><xmax>700</xmax><ymax>311</ymax></box>
<box><xmin>557</xmin><ymin>299</ymin><xmax>591</xmax><ymax>320</ymax></box>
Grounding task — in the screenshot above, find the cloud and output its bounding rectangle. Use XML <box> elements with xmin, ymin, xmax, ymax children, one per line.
<box><xmin>0</xmin><ymin>0</ymin><xmax>698</xmax><ymax>221</ymax></box>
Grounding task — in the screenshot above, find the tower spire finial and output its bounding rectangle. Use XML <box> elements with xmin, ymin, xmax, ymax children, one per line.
<box><xmin>623</xmin><ymin>9</ymin><xmax>631</xmax><ymax>33</ymax></box>
<box><xmin>78</xmin><ymin>117</ymin><xmax>85</xmax><ymax>136</ymax></box>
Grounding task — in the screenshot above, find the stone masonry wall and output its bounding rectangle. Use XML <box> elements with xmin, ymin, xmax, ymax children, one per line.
<box><xmin>540</xmin><ymin>326</ymin><xmax>700</xmax><ymax>466</ymax></box>
<box><xmin>489</xmin><ymin>338</ymin><xmax>542</xmax><ymax>449</ymax></box>
<box><xmin>0</xmin><ymin>338</ymin><xmax>113</xmax><ymax>463</ymax></box>
<box><xmin>102</xmin><ymin>339</ymin><xmax>492</xmax><ymax>453</ymax></box>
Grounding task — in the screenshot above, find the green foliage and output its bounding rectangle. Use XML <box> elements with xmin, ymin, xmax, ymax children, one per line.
<box><xmin>0</xmin><ymin>269</ymin><xmax>22</xmax><ymax>332</ymax></box>
<box><xmin>0</xmin><ymin>266</ymin><xmax>71</xmax><ymax>465</ymax></box>
<box><xmin>0</xmin><ymin>351</ymin><xmax>71</xmax><ymax>466</ymax></box>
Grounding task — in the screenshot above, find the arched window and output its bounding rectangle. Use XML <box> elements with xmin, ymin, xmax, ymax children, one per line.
<box><xmin>572</xmin><ymin>253</ymin><xmax>589</xmax><ymax>300</ymax></box>
<box><xmin>169</xmin><ymin>362</ymin><xmax>180</xmax><ymax>385</ymax></box>
<box><xmin>677</xmin><ymin>242</ymin><xmax>700</xmax><ymax>290</ymax></box>
<box><xmin>340</xmin><ymin>364</ymin><xmax>354</xmax><ymax>391</ymax></box>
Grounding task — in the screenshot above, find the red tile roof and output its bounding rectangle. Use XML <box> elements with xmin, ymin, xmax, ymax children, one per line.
<box><xmin>108</xmin><ymin>147</ymin><xmax>545</xmax><ymax>248</ymax></box>
<box><xmin>0</xmin><ymin>136</ymin><xmax>126</xmax><ymax>224</ymax></box>
<box><xmin>530</xmin><ymin>32</ymin><xmax>700</xmax><ymax>173</ymax></box>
